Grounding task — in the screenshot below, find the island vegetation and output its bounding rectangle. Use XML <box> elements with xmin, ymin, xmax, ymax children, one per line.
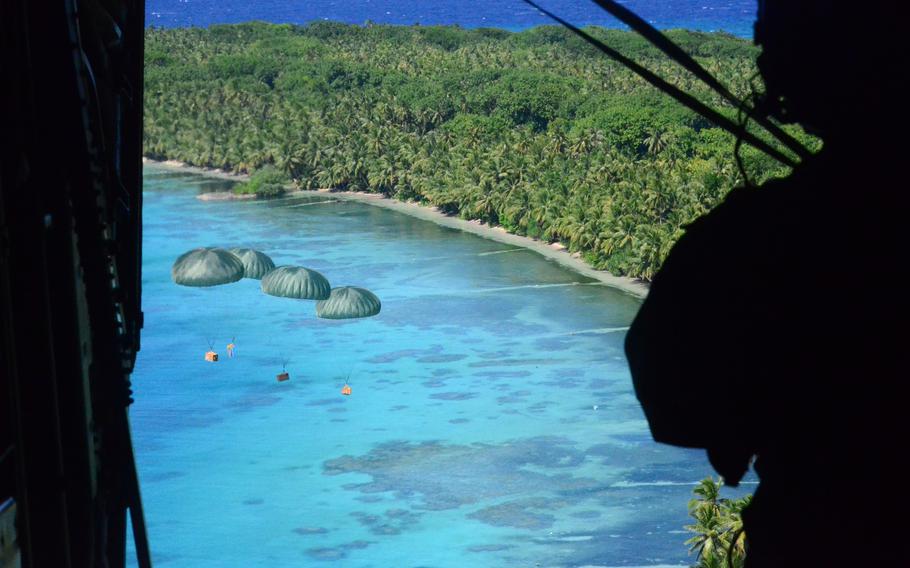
<box><xmin>144</xmin><ymin>21</ymin><xmax>817</xmax><ymax>280</ymax></box>
<box><xmin>686</xmin><ymin>478</ymin><xmax>750</xmax><ymax>568</ymax></box>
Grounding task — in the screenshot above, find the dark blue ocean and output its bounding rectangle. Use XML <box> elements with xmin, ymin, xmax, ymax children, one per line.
<box><xmin>146</xmin><ymin>0</ymin><xmax>757</xmax><ymax>38</ymax></box>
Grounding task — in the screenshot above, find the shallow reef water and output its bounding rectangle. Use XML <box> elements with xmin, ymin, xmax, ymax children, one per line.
<box><xmin>129</xmin><ymin>165</ymin><xmax>741</xmax><ymax>567</ymax></box>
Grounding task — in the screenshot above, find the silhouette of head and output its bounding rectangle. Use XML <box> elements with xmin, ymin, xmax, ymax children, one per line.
<box><xmin>754</xmin><ymin>1</ymin><xmax>900</xmax><ymax>138</ymax></box>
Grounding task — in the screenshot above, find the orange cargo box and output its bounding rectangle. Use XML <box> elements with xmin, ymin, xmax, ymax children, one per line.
<box><xmin>341</xmin><ymin>385</ymin><xmax>352</xmax><ymax>396</ymax></box>
<box><xmin>276</xmin><ymin>372</ymin><xmax>290</xmax><ymax>382</ymax></box>
<box><xmin>205</xmin><ymin>351</ymin><xmax>218</xmax><ymax>362</ymax></box>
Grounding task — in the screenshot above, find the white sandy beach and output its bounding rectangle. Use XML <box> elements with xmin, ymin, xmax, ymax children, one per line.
<box><xmin>144</xmin><ymin>157</ymin><xmax>649</xmax><ymax>298</ymax></box>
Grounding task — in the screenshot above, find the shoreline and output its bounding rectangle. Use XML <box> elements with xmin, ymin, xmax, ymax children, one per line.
<box><xmin>144</xmin><ymin>158</ymin><xmax>649</xmax><ymax>298</ymax></box>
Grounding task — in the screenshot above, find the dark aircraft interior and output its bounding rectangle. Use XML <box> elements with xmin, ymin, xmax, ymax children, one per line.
<box><xmin>2</xmin><ymin>1</ymin><xmax>149</xmax><ymax>566</ymax></box>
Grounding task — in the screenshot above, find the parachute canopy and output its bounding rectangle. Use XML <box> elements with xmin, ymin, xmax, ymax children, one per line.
<box><xmin>229</xmin><ymin>248</ymin><xmax>275</xmax><ymax>279</ymax></box>
<box><xmin>172</xmin><ymin>247</ymin><xmax>244</xmax><ymax>287</ymax></box>
<box><xmin>316</xmin><ymin>286</ymin><xmax>381</xmax><ymax>319</ymax></box>
<box><xmin>261</xmin><ymin>266</ymin><xmax>331</xmax><ymax>300</ymax></box>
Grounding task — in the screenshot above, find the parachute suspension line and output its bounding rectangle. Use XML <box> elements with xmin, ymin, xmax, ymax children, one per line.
<box><xmin>267</xmin><ymin>335</ymin><xmax>287</xmax><ymax>371</ymax></box>
<box><xmin>586</xmin><ymin>0</ymin><xmax>811</xmax><ymax>162</ymax></box>
<box><xmin>519</xmin><ymin>0</ymin><xmax>799</xmax><ymax>168</ymax></box>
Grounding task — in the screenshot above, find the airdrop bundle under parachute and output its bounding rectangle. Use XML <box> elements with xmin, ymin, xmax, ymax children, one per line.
<box><xmin>172</xmin><ymin>245</ymin><xmax>379</xmax><ymax>393</ymax></box>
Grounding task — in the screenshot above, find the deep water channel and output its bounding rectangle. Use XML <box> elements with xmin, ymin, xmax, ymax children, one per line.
<box><xmin>131</xmin><ymin>164</ymin><xmax>727</xmax><ymax>567</ymax></box>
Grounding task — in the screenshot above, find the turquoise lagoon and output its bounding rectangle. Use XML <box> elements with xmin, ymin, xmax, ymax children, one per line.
<box><xmin>131</xmin><ymin>165</ymin><xmax>728</xmax><ymax>567</ymax></box>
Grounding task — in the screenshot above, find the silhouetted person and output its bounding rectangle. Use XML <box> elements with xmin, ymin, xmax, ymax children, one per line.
<box><xmin>625</xmin><ymin>2</ymin><xmax>907</xmax><ymax>566</ymax></box>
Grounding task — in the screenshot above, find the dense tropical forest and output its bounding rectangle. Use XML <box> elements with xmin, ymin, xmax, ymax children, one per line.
<box><xmin>144</xmin><ymin>22</ymin><xmax>817</xmax><ymax>280</ymax></box>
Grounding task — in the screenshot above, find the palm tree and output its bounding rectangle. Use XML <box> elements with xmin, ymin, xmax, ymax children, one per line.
<box><xmin>644</xmin><ymin>129</ymin><xmax>668</xmax><ymax>156</ymax></box>
<box><xmin>685</xmin><ymin>478</ymin><xmax>751</xmax><ymax>568</ymax></box>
